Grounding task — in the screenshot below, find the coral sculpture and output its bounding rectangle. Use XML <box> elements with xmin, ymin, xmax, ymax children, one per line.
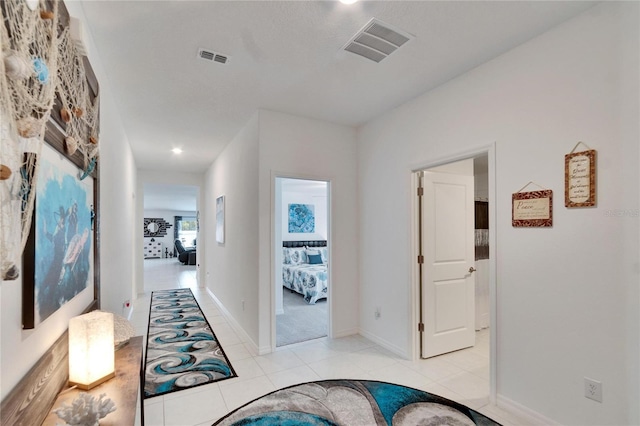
<box><xmin>53</xmin><ymin>392</ymin><xmax>116</xmax><ymax>426</ymax></box>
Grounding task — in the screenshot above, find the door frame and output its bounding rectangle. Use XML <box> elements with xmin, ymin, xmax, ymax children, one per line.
<box><xmin>271</xmin><ymin>171</ymin><xmax>333</xmax><ymax>352</ymax></box>
<box><xmin>410</xmin><ymin>143</ymin><xmax>497</xmax><ymax>403</ymax></box>
<box><xmin>138</xmin><ymin>181</ymin><xmax>202</xmax><ymax>294</ymax></box>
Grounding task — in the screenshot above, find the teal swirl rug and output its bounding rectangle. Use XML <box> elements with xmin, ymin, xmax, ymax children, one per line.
<box><xmin>214</xmin><ymin>380</ymin><xmax>500</xmax><ymax>425</ymax></box>
<box><xmin>144</xmin><ymin>288</ymin><xmax>237</xmax><ymax>398</ymax></box>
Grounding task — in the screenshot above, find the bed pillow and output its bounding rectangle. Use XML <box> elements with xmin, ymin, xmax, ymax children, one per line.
<box><xmin>288</xmin><ymin>247</ymin><xmax>307</xmax><ymax>265</ymax></box>
<box><xmin>309</xmin><ymin>247</ymin><xmax>328</xmax><ymax>264</ymax></box>
<box><xmin>283</xmin><ymin>248</ymin><xmax>291</xmax><ymax>264</ymax></box>
<box><xmin>308</xmin><ymin>253</ymin><xmax>323</xmax><ymax>264</ymax></box>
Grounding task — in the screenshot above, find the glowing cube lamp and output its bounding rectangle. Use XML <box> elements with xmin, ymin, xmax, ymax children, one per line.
<box><xmin>68</xmin><ymin>311</ymin><xmax>115</xmax><ymax>390</ymax></box>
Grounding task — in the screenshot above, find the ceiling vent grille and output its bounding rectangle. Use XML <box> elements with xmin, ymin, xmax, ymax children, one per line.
<box><xmin>198</xmin><ymin>48</ymin><xmax>229</xmax><ymax>65</ymax></box>
<box><xmin>343</xmin><ymin>18</ymin><xmax>413</xmax><ymax>63</ymax></box>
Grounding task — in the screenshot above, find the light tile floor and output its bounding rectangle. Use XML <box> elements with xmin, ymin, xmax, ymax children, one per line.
<box><xmin>132</xmin><ymin>259</ymin><xmax>534</xmax><ymax>426</ymax></box>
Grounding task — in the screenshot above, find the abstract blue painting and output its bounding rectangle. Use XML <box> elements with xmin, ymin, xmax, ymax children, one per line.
<box><xmin>31</xmin><ymin>144</ymin><xmax>93</xmax><ymax>326</ymax></box>
<box><xmin>288</xmin><ymin>204</ymin><xmax>315</xmax><ymax>233</ymax></box>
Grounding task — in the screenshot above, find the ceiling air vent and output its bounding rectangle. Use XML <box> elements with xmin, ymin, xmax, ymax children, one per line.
<box><xmin>343</xmin><ymin>18</ymin><xmax>413</xmax><ymax>63</ymax></box>
<box><xmin>197</xmin><ymin>48</ymin><xmax>229</xmax><ymax>65</ymax></box>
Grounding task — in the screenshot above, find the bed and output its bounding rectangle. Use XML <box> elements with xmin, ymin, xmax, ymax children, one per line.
<box><xmin>282</xmin><ymin>241</ymin><xmax>328</xmax><ymax>304</ymax></box>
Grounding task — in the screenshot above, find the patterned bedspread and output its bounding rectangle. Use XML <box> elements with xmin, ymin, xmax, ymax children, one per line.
<box><xmin>282</xmin><ymin>264</ymin><xmax>327</xmax><ymax>304</ymax></box>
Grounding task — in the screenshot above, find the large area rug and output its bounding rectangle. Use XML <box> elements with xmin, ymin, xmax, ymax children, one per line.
<box><xmin>277</xmin><ymin>289</ymin><xmax>327</xmax><ymax>347</ymax></box>
<box><xmin>214</xmin><ymin>379</ymin><xmax>500</xmax><ymax>425</ymax></box>
<box><xmin>144</xmin><ymin>288</ymin><xmax>237</xmax><ymax>398</ymax></box>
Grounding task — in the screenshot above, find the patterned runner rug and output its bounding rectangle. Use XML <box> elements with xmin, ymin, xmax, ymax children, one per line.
<box><xmin>144</xmin><ymin>288</ymin><xmax>236</xmax><ymax>399</ymax></box>
<box><xmin>214</xmin><ymin>379</ymin><xmax>501</xmax><ymax>425</ymax></box>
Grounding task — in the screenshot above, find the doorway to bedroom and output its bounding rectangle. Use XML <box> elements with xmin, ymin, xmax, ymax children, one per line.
<box><xmin>274</xmin><ymin>177</ymin><xmax>329</xmax><ymax>348</ymax></box>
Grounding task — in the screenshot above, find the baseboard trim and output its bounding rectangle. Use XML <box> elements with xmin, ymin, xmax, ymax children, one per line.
<box><xmin>358</xmin><ymin>328</ymin><xmax>409</xmax><ymax>359</ymax></box>
<box><xmin>332</xmin><ymin>328</ymin><xmax>359</xmax><ymax>339</ymax></box>
<box><xmin>497</xmin><ymin>394</ymin><xmax>560</xmax><ymax>426</ymax></box>
<box><xmin>205</xmin><ymin>287</ymin><xmax>261</xmax><ymax>356</ymax></box>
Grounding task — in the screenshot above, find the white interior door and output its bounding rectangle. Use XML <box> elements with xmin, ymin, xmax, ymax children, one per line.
<box><xmin>421</xmin><ymin>169</ymin><xmax>475</xmax><ymax>358</ymax></box>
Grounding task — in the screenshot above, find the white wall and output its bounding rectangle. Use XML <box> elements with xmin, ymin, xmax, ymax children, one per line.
<box><xmin>475</xmin><ymin>172</ymin><xmax>489</xmax><ymax>200</ymax></box>
<box><xmin>203</xmin><ymin>113</ymin><xmax>260</xmax><ymax>349</ymax></box>
<box><xmin>357</xmin><ymin>3</ymin><xmax>638</xmax><ymax>425</ymax></box>
<box><xmin>0</xmin><ymin>2</ymin><xmax>137</xmax><ymax>400</ymax></box>
<box><xmin>205</xmin><ymin>110</ymin><xmax>357</xmax><ymax>352</ymax></box>
<box><xmin>259</xmin><ymin>110</ymin><xmax>358</xmax><ymax>349</ymax></box>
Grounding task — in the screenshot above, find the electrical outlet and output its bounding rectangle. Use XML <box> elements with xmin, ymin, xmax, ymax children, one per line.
<box><xmin>584</xmin><ymin>377</ymin><xmax>602</xmax><ymax>403</ymax></box>
<box><xmin>374</xmin><ymin>307</ymin><xmax>381</xmax><ymax>319</ymax></box>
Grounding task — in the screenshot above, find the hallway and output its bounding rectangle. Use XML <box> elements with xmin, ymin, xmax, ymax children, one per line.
<box><xmin>131</xmin><ymin>259</ymin><xmax>531</xmax><ymax>425</ymax></box>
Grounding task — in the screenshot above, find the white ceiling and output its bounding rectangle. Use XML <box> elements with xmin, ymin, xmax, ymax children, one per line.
<box><xmin>82</xmin><ymin>1</ymin><xmax>597</xmax><ymax>210</ymax></box>
<box><xmin>143</xmin><ymin>183</ymin><xmax>198</xmax><ymax>212</ymax></box>
<box><xmin>281</xmin><ymin>177</ymin><xmax>328</xmax><ymax>197</ymax></box>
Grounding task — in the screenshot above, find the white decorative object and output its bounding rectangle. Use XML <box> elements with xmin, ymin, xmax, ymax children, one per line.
<box><xmin>53</xmin><ymin>392</ymin><xmax>116</xmax><ymax>426</ymax></box>
<box><xmin>69</xmin><ymin>17</ymin><xmax>89</xmax><ymax>56</ymax></box>
<box><xmin>113</xmin><ymin>313</ymin><xmax>135</xmax><ymax>349</ymax></box>
<box><xmin>68</xmin><ymin>311</ymin><xmax>115</xmax><ymax>390</ymax></box>
<box><xmin>3</xmin><ymin>50</ymin><xmax>33</xmax><ymax>80</ymax></box>
<box><xmin>94</xmin><ymin>309</ymin><xmax>135</xmax><ymax>349</ymax></box>
<box><xmin>143</xmin><ymin>240</ymin><xmax>162</xmax><ymax>259</ymax></box>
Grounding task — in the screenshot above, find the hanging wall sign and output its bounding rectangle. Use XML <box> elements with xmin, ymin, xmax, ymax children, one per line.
<box><xmin>565</xmin><ymin>142</ymin><xmax>596</xmax><ymax>208</ymax></box>
<box><xmin>512</xmin><ymin>183</ymin><xmax>553</xmax><ymax>227</ymax></box>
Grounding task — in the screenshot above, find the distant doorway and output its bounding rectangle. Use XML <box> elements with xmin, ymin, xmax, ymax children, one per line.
<box><xmin>142</xmin><ymin>183</ymin><xmax>199</xmax><ymax>270</ymax></box>
<box><xmin>274</xmin><ymin>177</ymin><xmax>330</xmax><ymax>347</ymax></box>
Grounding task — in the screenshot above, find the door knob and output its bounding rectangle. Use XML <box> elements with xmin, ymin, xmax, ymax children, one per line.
<box><xmin>468</xmin><ymin>267</ymin><xmax>476</xmax><ymax>273</ymax></box>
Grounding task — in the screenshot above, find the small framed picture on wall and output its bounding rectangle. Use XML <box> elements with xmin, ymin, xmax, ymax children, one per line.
<box><xmin>216</xmin><ymin>195</ymin><xmax>225</xmax><ymax>244</ymax></box>
<box><xmin>512</xmin><ymin>189</ymin><xmax>553</xmax><ymax>228</ymax></box>
<box><xmin>565</xmin><ymin>148</ymin><xmax>596</xmax><ymax>208</ymax></box>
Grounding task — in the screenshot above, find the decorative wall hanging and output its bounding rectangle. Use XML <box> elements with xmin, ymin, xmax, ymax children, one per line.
<box><xmin>143</xmin><ymin>218</ymin><xmax>171</xmax><ymax>238</ymax></box>
<box><xmin>1</xmin><ymin>0</ymin><xmax>60</xmax><ymax>280</ymax></box>
<box><xmin>1</xmin><ymin>0</ymin><xmax>100</xmax><ymax>282</ymax></box>
<box><xmin>288</xmin><ymin>203</ymin><xmax>315</xmax><ymax>233</ymax></box>
<box><xmin>512</xmin><ymin>182</ymin><xmax>553</xmax><ymax>227</ymax></box>
<box><xmin>56</xmin><ymin>25</ymin><xmax>100</xmax><ymax>171</ymax></box>
<box><xmin>216</xmin><ymin>195</ymin><xmax>225</xmax><ymax>244</ymax></box>
<box><xmin>22</xmin><ymin>142</ymin><xmax>94</xmax><ymax>329</ymax></box>
<box><xmin>565</xmin><ymin>141</ymin><xmax>596</xmax><ymax>208</ymax></box>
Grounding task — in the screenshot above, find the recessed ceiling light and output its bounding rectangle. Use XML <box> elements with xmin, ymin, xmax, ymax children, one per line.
<box><xmin>339</xmin><ymin>0</ymin><xmax>358</xmax><ymax>4</ymax></box>
<box><xmin>172</xmin><ymin>148</ymin><xmax>182</xmax><ymax>154</ymax></box>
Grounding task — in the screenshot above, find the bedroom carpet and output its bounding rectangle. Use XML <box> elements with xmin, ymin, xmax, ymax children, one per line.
<box><xmin>276</xmin><ymin>289</ymin><xmax>327</xmax><ymax>347</ymax></box>
<box><xmin>213</xmin><ymin>379</ymin><xmax>501</xmax><ymax>425</ymax></box>
<box><xmin>144</xmin><ymin>288</ymin><xmax>237</xmax><ymax>398</ymax></box>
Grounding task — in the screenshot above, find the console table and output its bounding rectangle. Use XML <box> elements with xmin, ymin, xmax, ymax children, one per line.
<box><xmin>42</xmin><ymin>336</ymin><xmax>144</xmax><ymax>426</ymax></box>
<box><xmin>144</xmin><ymin>240</ymin><xmax>163</xmax><ymax>259</ymax></box>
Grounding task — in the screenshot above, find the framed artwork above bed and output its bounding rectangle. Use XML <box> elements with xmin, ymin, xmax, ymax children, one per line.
<box><xmin>288</xmin><ymin>204</ymin><xmax>315</xmax><ymax>233</ymax></box>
